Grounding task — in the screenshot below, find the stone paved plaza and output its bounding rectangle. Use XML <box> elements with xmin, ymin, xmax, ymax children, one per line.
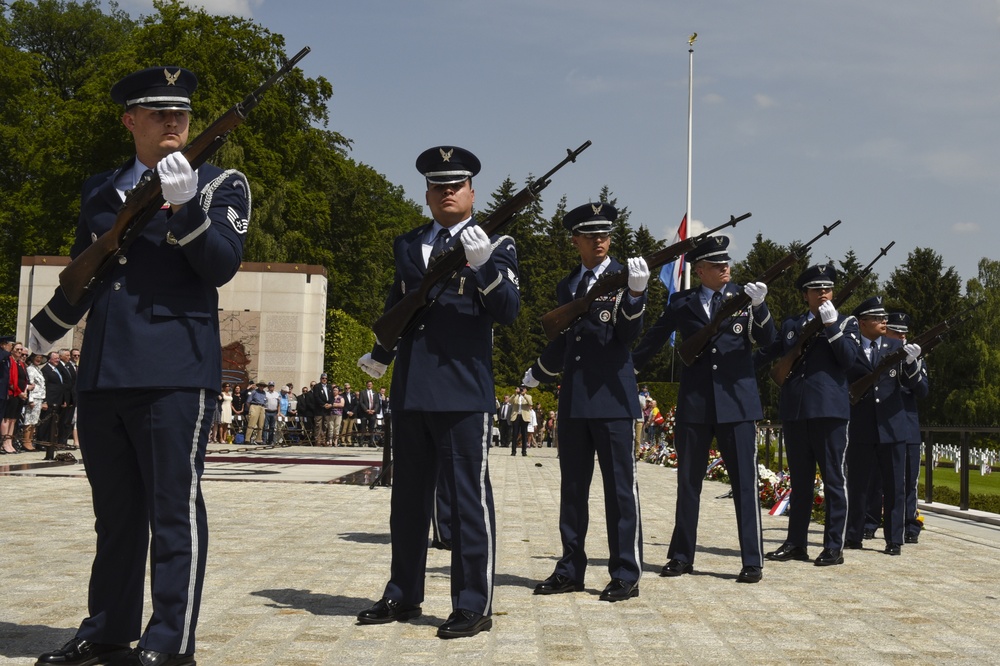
<box><xmin>2</xmin><ymin>445</ymin><xmax>999</xmax><ymax>665</ymax></box>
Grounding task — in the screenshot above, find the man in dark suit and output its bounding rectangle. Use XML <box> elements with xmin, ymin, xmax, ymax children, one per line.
<box><xmin>39</xmin><ymin>352</ymin><xmax>68</xmax><ymax>453</ymax></box>
<box><xmin>340</xmin><ymin>382</ymin><xmax>358</xmax><ymax>446</ymax></box>
<box><xmin>756</xmin><ymin>264</ymin><xmax>861</xmax><ymax>566</ymax></box>
<box><xmin>33</xmin><ymin>66</ymin><xmax>249</xmax><ymax>666</ymax></box>
<box><xmin>496</xmin><ymin>395</ymin><xmax>512</xmax><ymax>450</ymax></box>
<box><xmin>525</xmin><ymin>202</ymin><xmax>648</xmax><ymax>602</ymax></box>
<box><xmin>356</xmin><ymin>146</ymin><xmax>519</xmax><ymax>639</ymax></box>
<box><xmin>846</xmin><ymin>297</ymin><xmax>926</xmax><ymax>556</ymax></box>
<box><xmin>357</xmin><ymin>380</ymin><xmax>382</xmax><ymax>446</ymax></box>
<box><xmin>632</xmin><ymin>235</ymin><xmax>776</xmax><ymax>583</ymax></box>
<box><xmin>312</xmin><ymin>373</ymin><xmax>334</xmax><ymax>446</ymax></box>
<box><xmin>57</xmin><ymin>348</ymin><xmax>77</xmax><ymax>447</ymax></box>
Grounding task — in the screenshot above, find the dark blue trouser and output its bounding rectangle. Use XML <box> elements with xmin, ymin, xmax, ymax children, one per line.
<box><xmin>782</xmin><ymin>418</ymin><xmax>848</xmax><ymax>552</ymax></box>
<box><xmin>670</xmin><ymin>420</ymin><xmax>762</xmax><ymax>568</ymax></box>
<box><xmin>554</xmin><ymin>417</ymin><xmax>642</xmax><ymax>584</ymax></box>
<box><xmin>384</xmin><ymin>410</ymin><xmax>495</xmax><ymax>615</ymax></box>
<box><xmin>847</xmin><ymin>439</ymin><xmax>905</xmax><ymax>545</ymax></box>
<box><xmin>76</xmin><ymin>388</ymin><xmax>214</xmax><ymax>655</ymax></box>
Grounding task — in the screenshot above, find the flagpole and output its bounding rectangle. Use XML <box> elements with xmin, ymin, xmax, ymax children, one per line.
<box><xmin>684</xmin><ymin>32</ymin><xmax>696</xmax><ymax>291</ymax></box>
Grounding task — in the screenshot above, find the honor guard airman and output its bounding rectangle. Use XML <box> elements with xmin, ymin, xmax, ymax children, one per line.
<box><xmin>756</xmin><ymin>263</ymin><xmax>861</xmax><ymax>566</ymax></box>
<box><xmin>356</xmin><ymin>146</ymin><xmax>519</xmax><ymax>639</ymax></box>
<box><xmin>863</xmin><ymin>311</ymin><xmax>929</xmax><ymax>544</ymax></box>
<box><xmin>632</xmin><ymin>234</ymin><xmax>775</xmax><ymax>583</ymax></box>
<box><xmin>845</xmin><ymin>297</ymin><xmax>926</xmax><ymax>555</ymax></box>
<box><xmin>524</xmin><ymin>202</ymin><xmax>648</xmax><ymax>602</ymax></box>
<box><xmin>35</xmin><ymin>66</ymin><xmax>250</xmax><ymax>666</ymax></box>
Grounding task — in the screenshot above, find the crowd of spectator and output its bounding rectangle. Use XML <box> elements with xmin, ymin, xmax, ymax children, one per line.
<box><xmin>0</xmin><ymin>337</ymin><xmax>80</xmax><ymax>460</ymax></box>
<box><xmin>208</xmin><ymin>377</ymin><xmax>393</xmax><ymax>448</ymax></box>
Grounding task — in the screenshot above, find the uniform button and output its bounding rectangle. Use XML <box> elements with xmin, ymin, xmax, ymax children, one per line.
<box><xmin>418</xmin><ymin>324</ymin><xmax>425</xmax><ymax>331</ymax></box>
<box><xmin>575</xmin><ymin>356</ymin><xmax>581</xmax><ymax>361</ymax></box>
<box><xmin>113</xmin><ymin>282</ymin><xmax>121</xmax><ymax>291</ymax></box>
<box><xmin>875</xmin><ymin>398</ymin><xmax>880</xmax><ymax>404</ymax></box>
<box><xmin>575</xmin><ymin>336</ymin><xmax>582</xmax><ymax>342</ymax></box>
<box><xmin>712</xmin><ymin>365</ymin><xmax>718</xmax><ymax>370</ymax></box>
<box><xmin>711</xmin><ymin>348</ymin><xmax>717</xmax><ymax>354</ymax></box>
<box><xmin>118</xmin><ymin>256</ymin><xmax>127</xmax><ymax>265</ymax></box>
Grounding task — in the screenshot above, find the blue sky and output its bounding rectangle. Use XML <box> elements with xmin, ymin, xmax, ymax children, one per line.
<box><xmin>117</xmin><ymin>0</ymin><xmax>1000</xmax><ymax>287</ymax></box>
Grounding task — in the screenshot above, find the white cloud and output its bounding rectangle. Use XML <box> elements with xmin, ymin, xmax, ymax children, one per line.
<box><xmin>116</xmin><ymin>0</ymin><xmax>262</xmax><ymax>18</ymax></box>
<box><xmin>754</xmin><ymin>93</ymin><xmax>777</xmax><ymax>109</ymax></box>
<box><xmin>952</xmin><ymin>222</ymin><xmax>980</xmax><ymax>234</ymax></box>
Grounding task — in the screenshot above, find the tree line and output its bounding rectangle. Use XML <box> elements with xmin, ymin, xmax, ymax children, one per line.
<box><xmin>3</xmin><ymin>0</ymin><xmax>999</xmax><ymax>429</ymax></box>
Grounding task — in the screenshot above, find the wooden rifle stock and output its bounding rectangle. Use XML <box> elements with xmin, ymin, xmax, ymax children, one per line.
<box><xmin>57</xmin><ymin>47</ymin><xmax>312</xmax><ymax>307</ymax></box>
<box><xmin>372</xmin><ymin>140</ymin><xmax>592</xmax><ymax>351</ymax></box>
<box><xmin>539</xmin><ymin>212</ymin><xmax>751</xmax><ymax>340</ymax></box>
<box><xmin>678</xmin><ymin>220</ymin><xmax>842</xmax><ymax>366</ymax></box>
<box><xmin>848</xmin><ymin>306</ymin><xmax>974</xmax><ymax>404</ymax></box>
<box><xmin>768</xmin><ymin>241</ymin><xmax>894</xmax><ymax>386</ymax></box>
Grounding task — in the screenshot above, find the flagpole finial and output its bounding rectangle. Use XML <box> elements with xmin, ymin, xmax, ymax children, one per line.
<box><xmin>688</xmin><ymin>32</ymin><xmax>697</xmax><ymax>47</ymax></box>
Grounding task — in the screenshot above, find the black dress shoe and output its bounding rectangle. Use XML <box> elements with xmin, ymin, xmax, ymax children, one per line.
<box><xmin>904</xmin><ymin>534</ymin><xmax>919</xmax><ymax>544</ymax></box>
<box><xmin>431</xmin><ymin>538</ymin><xmax>452</xmax><ymax>551</ymax></box>
<box><xmin>884</xmin><ymin>543</ymin><xmax>902</xmax><ymax>556</ymax></box>
<box><xmin>357</xmin><ymin>597</ymin><xmax>422</xmax><ymax>624</ymax></box>
<box><xmin>599</xmin><ymin>578</ymin><xmax>639</xmax><ymax>602</ymax></box>
<box><xmin>660</xmin><ymin>559</ymin><xmax>693</xmax><ymax>577</ymax></box>
<box><xmin>844</xmin><ymin>539</ymin><xmax>864</xmax><ymax>550</ymax></box>
<box><xmin>437</xmin><ymin>609</ymin><xmax>492</xmax><ymax>639</ymax></box>
<box><xmin>36</xmin><ymin>637</ymin><xmax>131</xmax><ymax>665</ymax></box>
<box><xmin>534</xmin><ymin>573</ymin><xmax>584</xmax><ymax>595</ymax></box>
<box><xmin>110</xmin><ymin>648</ymin><xmax>195</xmax><ymax>665</ymax></box>
<box><xmin>813</xmin><ymin>548</ymin><xmax>844</xmax><ymax>566</ymax></box>
<box><xmin>862</xmin><ymin>529</ymin><xmax>876</xmax><ymax>540</ymax></box>
<box><xmin>765</xmin><ymin>543</ymin><xmax>809</xmax><ymax>562</ymax></box>
<box><xmin>736</xmin><ymin>566</ymin><xmax>762</xmax><ymax>583</ymax></box>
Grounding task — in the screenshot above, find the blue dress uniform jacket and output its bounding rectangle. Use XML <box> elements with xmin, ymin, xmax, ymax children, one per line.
<box><xmin>70</xmin><ymin>157</ymin><xmax>248</xmax><ymax>655</ymax></box>
<box><xmin>72</xmin><ymin>158</ymin><xmax>248</xmax><ymax>392</ymax></box>
<box><xmin>758</xmin><ymin>313</ymin><xmax>860</xmax><ymax>421</ymax></box>
<box><xmin>632</xmin><ymin>282</ymin><xmax>776</xmax><ymax>570</ymax></box>
<box><xmin>531</xmin><ymin>259</ymin><xmax>646</xmax><ymax>585</ymax></box>
<box><xmin>633</xmin><ymin>282</ymin><xmax>775</xmax><ymax>423</ymax></box>
<box><xmin>370</xmin><ymin>222</ymin><xmax>519</xmax><ymax>411</ymax></box>
<box><xmin>368</xmin><ymin>220</ymin><xmax>519</xmax><ymax>619</ymax></box>
<box><xmin>847</xmin><ymin>338</ymin><xmax>923</xmax><ymax>444</ymax></box>
<box><xmin>756</xmin><ymin>312</ymin><xmax>860</xmax><ymax>553</ymax></box>
<box><xmin>532</xmin><ymin>259</ymin><xmax>645</xmax><ymax>419</ymax></box>
<box><xmin>846</xmin><ymin>337</ymin><xmax>926</xmax><ymax>547</ymax></box>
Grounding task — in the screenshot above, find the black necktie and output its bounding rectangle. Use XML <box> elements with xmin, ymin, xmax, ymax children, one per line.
<box><xmin>709</xmin><ymin>291</ymin><xmax>722</xmax><ymax>319</ymax></box>
<box><xmin>430</xmin><ymin>228</ymin><xmax>450</xmax><ymax>264</ymax></box>
<box><xmin>869</xmin><ymin>341</ymin><xmax>879</xmax><ymax>365</ymax></box>
<box><xmin>574</xmin><ymin>270</ymin><xmax>594</xmax><ymax>300</ymax></box>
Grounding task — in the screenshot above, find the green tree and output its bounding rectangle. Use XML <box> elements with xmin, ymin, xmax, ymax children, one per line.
<box><xmin>0</xmin><ymin>0</ymin><xmax>422</xmax><ymax>347</ymax></box>
<box><xmin>882</xmin><ymin>247</ymin><xmax>964</xmax><ymax>424</ymax></box>
<box><xmin>325</xmin><ymin>308</ymin><xmax>392</xmax><ymax>390</ymax></box>
<box><xmin>939</xmin><ymin>259</ymin><xmax>1000</xmax><ymax>427</ymax></box>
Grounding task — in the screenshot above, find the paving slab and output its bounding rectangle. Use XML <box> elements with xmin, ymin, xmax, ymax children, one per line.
<box><xmin>1</xmin><ymin>445</ymin><xmax>998</xmax><ymax>665</ymax></box>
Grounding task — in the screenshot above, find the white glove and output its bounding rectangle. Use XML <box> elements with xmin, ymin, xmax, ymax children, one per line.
<box><xmin>744</xmin><ymin>281</ymin><xmax>768</xmax><ymax>307</ymax></box>
<box><xmin>157</xmin><ymin>152</ymin><xmax>198</xmax><ymax>206</ymax></box>
<box><xmin>627</xmin><ymin>257</ymin><xmax>650</xmax><ymax>293</ymax></box>
<box><xmin>818</xmin><ymin>300</ymin><xmax>838</xmax><ymax>325</ymax></box>
<box><xmin>904</xmin><ymin>343</ymin><xmax>922</xmax><ymax>364</ymax></box>
<box><xmin>460</xmin><ymin>225</ymin><xmax>492</xmax><ymax>270</ymax></box>
<box><xmin>357</xmin><ymin>353</ymin><xmax>388</xmax><ymax>379</ymax></box>
<box><xmin>28</xmin><ymin>324</ymin><xmax>54</xmax><ymax>355</ymax></box>
<box><xmin>522</xmin><ymin>368</ymin><xmax>539</xmax><ymax>388</ymax></box>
